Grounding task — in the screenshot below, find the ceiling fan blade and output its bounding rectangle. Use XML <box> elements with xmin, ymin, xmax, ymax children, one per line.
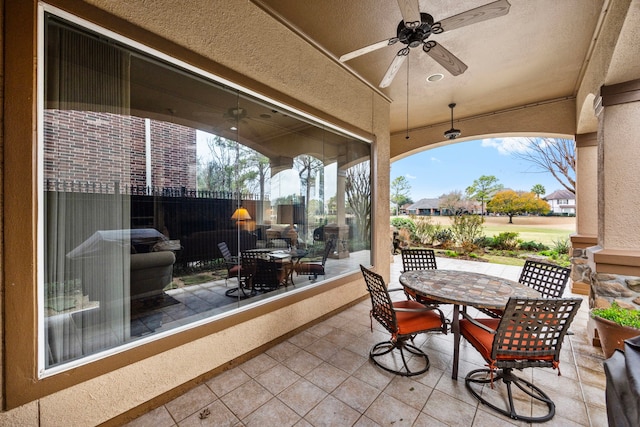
<box><xmin>379</xmin><ymin>49</ymin><xmax>408</xmax><ymax>88</ymax></box>
<box><xmin>339</xmin><ymin>38</ymin><xmax>398</xmax><ymax>62</ymax></box>
<box><xmin>439</xmin><ymin>0</ymin><xmax>511</xmax><ymax>32</ymax></box>
<box><xmin>396</xmin><ymin>0</ymin><xmax>421</xmax><ymax>29</ymax></box>
<box><xmin>425</xmin><ymin>42</ymin><xmax>468</xmax><ymax>76</ymax></box>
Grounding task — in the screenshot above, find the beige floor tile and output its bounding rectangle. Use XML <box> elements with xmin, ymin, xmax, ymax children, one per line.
<box><xmin>255</xmin><ymin>363</ymin><xmax>301</xmax><ymax>395</ymax></box>
<box><xmin>363</xmin><ymin>392</ymin><xmax>420</xmax><ymax>426</ymax></box>
<box><xmin>305</xmin><ymin>337</ymin><xmax>341</xmax><ymax>360</ymax></box>
<box><xmin>414</xmin><ymin>365</ymin><xmax>445</xmax><ymax>389</ymax></box>
<box><xmin>205</xmin><ymin>367</ymin><xmax>251</xmax><ymax>397</ymax></box>
<box><xmin>539</xmin><ymin>388</ymin><xmax>590</xmax><ymax>425</ymax></box>
<box><xmin>239</xmin><ymin>353</ymin><xmax>279</xmax><ymax>377</ymax></box>
<box><xmin>422</xmin><ymin>389</ymin><xmax>478</xmax><ymax>426</ymax></box>
<box><xmin>471</xmin><ymin>408</ymin><xmax>519</xmax><ymax>427</ymax></box>
<box><xmin>242</xmin><ymin>397</ymin><xmax>300</xmax><ymax>427</ymax></box>
<box><xmin>304</xmin><ymin>362</ymin><xmax>349</xmax><ymax>393</ymax></box>
<box><xmin>165</xmin><ymin>384</ymin><xmax>216</xmax><ymax>422</ymax></box>
<box><xmin>412</xmin><ymin>412</ymin><xmax>450</xmax><ymax>427</ymax></box>
<box><xmin>327</xmin><ymin>348</ymin><xmax>367</xmax><ymax>374</ymax></box>
<box><xmin>278</xmin><ymin>378</ymin><xmax>328</xmax><ymax>417</ymax></box>
<box><xmin>323</xmin><ymin>328</ymin><xmax>360</xmax><ymax>348</ymax></box>
<box><xmin>352</xmin><ymin>415</ymin><xmax>380</xmax><ymax>426</ymax></box>
<box><xmin>266</xmin><ymin>340</ymin><xmax>301</xmax><ymax>362</ymax></box>
<box><xmin>288</xmin><ymin>330</ymin><xmax>320</xmax><ymax>348</ymax></box>
<box><xmin>332</xmin><ymin>376</ymin><xmax>381</xmax><ymax>413</ymax></box>
<box><xmin>587</xmin><ymin>405</ymin><xmax>609</xmax><ymax>426</ymax></box>
<box><xmin>177</xmin><ymin>399</ymin><xmax>238</xmax><ymax>427</ymax></box>
<box><xmin>383</xmin><ymin>376</ymin><xmax>433</xmax><ymax>411</ymax></box>
<box><xmin>306</xmin><ymin>322</ymin><xmax>336</xmax><ymax>338</ymax></box>
<box><xmin>581</xmin><ymin>382</ymin><xmax>606</xmax><ymax>408</ymax></box>
<box><xmin>219</xmin><ymin>379</ymin><xmax>273</xmax><ymax>419</ymax></box>
<box><xmin>282</xmin><ymin>349</ymin><xmax>323</xmax><ymax>376</ymax></box>
<box><xmin>304</xmin><ymin>395</ymin><xmax>361</xmax><ymax>427</ymax></box>
<box><xmin>124</xmin><ymin>406</ymin><xmax>175</xmax><ymax>427</ymax></box>
<box><xmin>351</xmin><ymin>360</ymin><xmax>395</xmax><ymax>390</ymax></box>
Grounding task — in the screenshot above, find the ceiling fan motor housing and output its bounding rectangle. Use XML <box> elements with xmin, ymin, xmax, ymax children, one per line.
<box><xmin>397</xmin><ymin>13</ymin><xmax>436</xmax><ymax>47</ymax></box>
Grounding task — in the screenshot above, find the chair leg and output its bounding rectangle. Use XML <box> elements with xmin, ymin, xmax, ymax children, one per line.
<box><xmin>465</xmin><ymin>368</ymin><xmax>555</xmax><ymax>423</ymax></box>
<box><xmin>369</xmin><ymin>338</ymin><xmax>430</xmax><ymax>377</ymax></box>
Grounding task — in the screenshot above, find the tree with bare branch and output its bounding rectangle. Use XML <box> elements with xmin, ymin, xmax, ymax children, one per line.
<box><xmin>346</xmin><ymin>161</ymin><xmax>371</xmax><ymax>247</ymax></box>
<box><xmin>512</xmin><ymin>137</ymin><xmax>575</xmax><ymax>194</ymax></box>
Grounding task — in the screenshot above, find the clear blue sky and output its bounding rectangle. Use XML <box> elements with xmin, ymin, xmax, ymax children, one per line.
<box><xmin>391</xmin><ymin>138</ymin><xmax>569</xmax><ymax>201</ymax></box>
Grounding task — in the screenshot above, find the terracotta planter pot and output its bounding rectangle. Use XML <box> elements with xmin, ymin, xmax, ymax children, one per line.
<box><xmin>592</xmin><ymin>315</ymin><xmax>640</xmax><ymax>359</ymax></box>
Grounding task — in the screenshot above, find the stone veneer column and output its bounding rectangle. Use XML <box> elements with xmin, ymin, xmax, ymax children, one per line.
<box><xmin>570</xmin><ymin>133</ymin><xmax>598</xmax><ymax>295</ymax></box>
<box><xmin>586</xmin><ymin>79</ymin><xmax>640</xmax><ymax>345</ymax></box>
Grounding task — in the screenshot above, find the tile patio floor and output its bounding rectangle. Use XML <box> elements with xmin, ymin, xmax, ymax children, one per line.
<box><xmin>125</xmin><ymin>256</ymin><xmax>607</xmax><ymax>426</ymax></box>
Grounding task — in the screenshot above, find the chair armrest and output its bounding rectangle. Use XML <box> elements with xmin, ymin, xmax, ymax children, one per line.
<box><xmin>461</xmin><ymin>310</ymin><xmax>497</xmax><ymax>334</ymax></box>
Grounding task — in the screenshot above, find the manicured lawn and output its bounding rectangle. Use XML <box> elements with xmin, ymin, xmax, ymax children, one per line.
<box><xmin>425</xmin><ymin>215</ymin><xmax>576</xmax><ymax>247</ymax></box>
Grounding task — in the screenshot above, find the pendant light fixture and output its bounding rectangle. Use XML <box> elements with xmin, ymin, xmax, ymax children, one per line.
<box><xmin>444</xmin><ymin>103</ymin><xmax>461</xmax><ymax>140</ymax></box>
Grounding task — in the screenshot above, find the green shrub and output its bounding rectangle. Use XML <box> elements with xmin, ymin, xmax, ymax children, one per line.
<box><xmin>391</xmin><ymin>217</ymin><xmax>416</xmax><ymax>233</ymax></box>
<box><xmin>414</xmin><ymin>216</ymin><xmax>440</xmax><ymax>245</ymax></box>
<box><xmin>450</xmin><ymin>214</ymin><xmax>484</xmax><ymax>252</ymax></box>
<box><xmin>492</xmin><ymin>232</ymin><xmax>520</xmax><ymax>250</ymax></box>
<box><xmin>552</xmin><ymin>238</ymin><xmax>570</xmax><ymax>255</ymax></box>
<box><xmin>474</xmin><ymin>236</ymin><xmax>494</xmax><ymax>248</ymax></box>
<box><xmin>592</xmin><ymin>301</ymin><xmax>640</xmax><ymax>329</ymax></box>
<box><xmin>434</xmin><ymin>228</ymin><xmax>454</xmax><ymax>247</ymax></box>
<box><xmin>519</xmin><ymin>240</ymin><xmax>549</xmax><ymax>251</ymax></box>
<box><xmin>444</xmin><ymin>250</ymin><xmax>459</xmax><ymax>257</ymax></box>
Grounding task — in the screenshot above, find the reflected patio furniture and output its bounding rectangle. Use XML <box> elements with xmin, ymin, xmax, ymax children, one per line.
<box><xmin>479</xmin><ymin>259</ymin><xmax>572</xmax><ymax>318</ymax></box>
<box><xmin>360</xmin><ymin>265</ymin><xmax>447</xmax><ymax>376</ymax></box>
<box><xmin>460</xmin><ymin>297</ymin><xmax>581</xmax><ymax>423</ymax></box>
<box><xmin>224</xmin><ymin>251</ymin><xmax>283</xmax><ymax>298</ymax></box>
<box><xmin>217</xmin><ymin>242</ymin><xmax>240</xmax><ymax>286</ymax></box>
<box><xmin>295</xmin><ymin>239</ymin><xmax>333</xmax><ymax>280</ymax></box>
<box><xmin>400</xmin><ymin>248</ymin><xmax>439</xmax><ymax>305</ymax></box>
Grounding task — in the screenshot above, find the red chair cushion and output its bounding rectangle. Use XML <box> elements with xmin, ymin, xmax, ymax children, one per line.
<box><xmin>460</xmin><ymin>318</ymin><xmax>555</xmax><ymax>363</ymax></box>
<box><xmin>393</xmin><ymin>300</ymin><xmax>443</xmax><ymax>335</ymax></box>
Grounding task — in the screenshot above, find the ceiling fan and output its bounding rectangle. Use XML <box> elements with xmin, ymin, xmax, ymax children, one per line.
<box><xmin>339</xmin><ymin>0</ymin><xmax>511</xmax><ymax>88</ymax></box>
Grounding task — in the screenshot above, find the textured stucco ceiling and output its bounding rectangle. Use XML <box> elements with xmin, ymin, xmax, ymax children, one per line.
<box><xmin>253</xmin><ymin>0</ymin><xmax>606</xmax><ymax>137</ymax></box>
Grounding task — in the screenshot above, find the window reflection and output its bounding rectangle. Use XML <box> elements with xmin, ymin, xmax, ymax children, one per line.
<box><xmin>41</xmin><ymin>13</ymin><xmax>371</xmax><ymax>370</ymax></box>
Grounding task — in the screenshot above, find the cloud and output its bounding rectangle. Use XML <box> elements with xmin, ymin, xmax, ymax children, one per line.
<box><xmin>481</xmin><ymin>138</ymin><xmax>530</xmax><ymax>155</ymax></box>
<box><xmin>430</xmin><ymin>156</ymin><xmax>441</xmax><ymax>163</ymax></box>
<box><xmin>405</xmin><ymin>174</ymin><xmax>416</xmax><ymax>180</ymax></box>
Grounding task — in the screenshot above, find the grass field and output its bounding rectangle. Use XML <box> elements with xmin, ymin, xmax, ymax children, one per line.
<box><xmin>403</xmin><ymin>215</ymin><xmax>576</xmax><ymax>247</ymax></box>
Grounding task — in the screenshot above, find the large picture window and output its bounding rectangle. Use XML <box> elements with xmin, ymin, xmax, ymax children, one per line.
<box><xmin>40</xmin><ymin>13</ymin><xmax>371</xmax><ymax>372</ymax></box>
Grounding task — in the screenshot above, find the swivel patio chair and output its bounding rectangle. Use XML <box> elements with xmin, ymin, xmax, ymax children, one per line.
<box><xmin>360</xmin><ymin>264</ymin><xmax>447</xmax><ymax>376</ymax></box>
<box><xmin>479</xmin><ymin>259</ymin><xmax>572</xmax><ymax>318</ymax></box>
<box><xmin>400</xmin><ymin>248</ymin><xmax>439</xmax><ymax>305</ymax></box>
<box><xmin>460</xmin><ymin>297</ymin><xmax>581</xmax><ymax>422</ymax></box>
<box><xmin>224</xmin><ymin>251</ymin><xmax>257</xmax><ymax>299</ymax></box>
<box><xmin>217</xmin><ymin>242</ymin><xmax>240</xmax><ymax>286</ymax></box>
<box><xmin>296</xmin><ymin>238</ymin><xmax>334</xmax><ymax>280</ymax></box>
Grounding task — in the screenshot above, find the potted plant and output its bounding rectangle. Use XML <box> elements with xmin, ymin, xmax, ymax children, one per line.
<box><xmin>591</xmin><ymin>301</ymin><xmax>640</xmax><ymax>358</ymax></box>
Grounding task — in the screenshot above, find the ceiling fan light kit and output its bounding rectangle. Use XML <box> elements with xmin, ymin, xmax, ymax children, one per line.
<box><xmin>444</xmin><ymin>103</ymin><xmax>461</xmax><ymax>140</ymax></box>
<box><xmin>339</xmin><ymin>0</ymin><xmax>511</xmax><ymax>88</ymax></box>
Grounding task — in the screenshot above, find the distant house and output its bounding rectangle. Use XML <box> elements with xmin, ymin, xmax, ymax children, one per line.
<box><xmin>544</xmin><ymin>189</ymin><xmax>576</xmax><ymax>214</ymax></box>
<box><xmin>406</xmin><ymin>198</ymin><xmax>441</xmax><ymax>216</ymax></box>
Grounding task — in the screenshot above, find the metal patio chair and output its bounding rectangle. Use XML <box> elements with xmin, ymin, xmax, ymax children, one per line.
<box><xmin>360</xmin><ymin>264</ymin><xmax>447</xmax><ymax>376</ymax></box>
<box><xmin>460</xmin><ymin>297</ymin><xmax>581</xmax><ymax>422</ymax></box>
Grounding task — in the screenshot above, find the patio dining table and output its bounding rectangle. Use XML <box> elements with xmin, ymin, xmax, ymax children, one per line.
<box><xmin>245</xmin><ymin>248</ymin><xmax>308</xmax><ymax>286</ymax></box>
<box><xmin>399</xmin><ymin>269</ymin><xmax>541</xmax><ymax>379</ymax></box>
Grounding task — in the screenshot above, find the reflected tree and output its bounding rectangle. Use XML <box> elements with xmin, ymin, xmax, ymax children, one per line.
<box><xmin>346</xmin><ymin>161</ymin><xmax>371</xmax><ymax>248</ymax></box>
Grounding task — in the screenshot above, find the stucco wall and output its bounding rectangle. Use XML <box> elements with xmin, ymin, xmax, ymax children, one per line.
<box><xmin>0</xmin><ymin>0</ymin><xmax>390</xmax><ymax>424</ymax></box>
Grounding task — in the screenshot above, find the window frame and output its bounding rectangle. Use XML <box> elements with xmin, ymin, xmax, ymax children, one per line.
<box><xmin>2</xmin><ymin>2</ymin><xmax>373</xmax><ymax>408</ymax></box>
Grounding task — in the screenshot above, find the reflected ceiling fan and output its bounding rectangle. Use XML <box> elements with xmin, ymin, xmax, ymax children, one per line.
<box><xmin>339</xmin><ymin>0</ymin><xmax>511</xmax><ymax>88</ymax></box>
